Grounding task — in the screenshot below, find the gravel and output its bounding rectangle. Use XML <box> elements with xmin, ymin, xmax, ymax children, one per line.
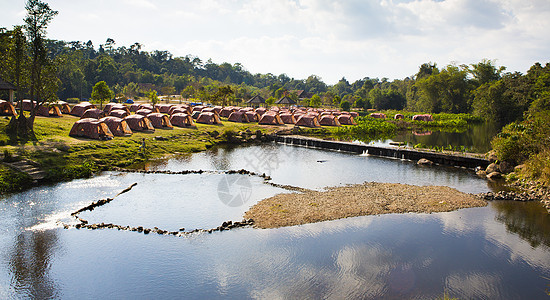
<box><xmin>244</xmin><ymin>182</ymin><xmax>487</xmax><ymax>228</ymax></box>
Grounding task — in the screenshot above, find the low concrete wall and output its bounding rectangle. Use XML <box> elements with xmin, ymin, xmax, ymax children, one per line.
<box><xmin>268</xmin><ymin>135</ymin><xmax>489</xmax><ymax>170</ymax></box>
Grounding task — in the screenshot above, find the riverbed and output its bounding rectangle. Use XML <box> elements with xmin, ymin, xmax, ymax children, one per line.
<box><xmin>0</xmin><ymin>143</ymin><xmax>549</xmax><ymax>299</ymax></box>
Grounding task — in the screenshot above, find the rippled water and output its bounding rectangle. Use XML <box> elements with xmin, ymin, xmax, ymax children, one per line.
<box><xmin>1</xmin><ymin>143</ymin><xmax>549</xmax><ymax>299</ymax></box>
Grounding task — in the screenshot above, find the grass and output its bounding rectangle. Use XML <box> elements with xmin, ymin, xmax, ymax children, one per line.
<box><xmin>0</xmin><ymin>114</ymin><xmax>281</xmax><ymax>194</ymax></box>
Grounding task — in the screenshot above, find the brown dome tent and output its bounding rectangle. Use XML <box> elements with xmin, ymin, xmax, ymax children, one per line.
<box><xmin>202</xmin><ymin>107</ymin><xmax>220</xmax><ymax>116</ymax></box>
<box><xmin>279</xmin><ymin>113</ymin><xmax>296</xmax><ymax>124</ymax></box>
<box><xmin>412</xmin><ymin>114</ymin><xmax>433</xmax><ymax>121</ymax></box>
<box><xmin>169</xmin><ymin>105</ymin><xmax>191</xmax><ymax>115</ymax></box>
<box><xmin>295</xmin><ymin>114</ymin><xmax>321</xmax><ymax>128</ymax></box>
<box><xmin>394</xmin><ymin>114</ymin><xmax>404</xmax><ymax>120</ymax></box>
<box><xmin>54</xmin><ymin>101</ymin><xmax>71</xmax><ymax>114</ymax></box>
<box><xmin>319</xmin><ymin>114</ymin><xmax>341</xmax><ymax>126</ymax></box>
<box><xmin>196</xmin><ymin>112</ymin><xmax>222</xmax><ymax>125</ymax></box>
<box><xmin>71</xmin><ymin>102</ymin><xmax>96</xmax><ymax>117</ymax></box>
<box><xmin>370</xmin><ymin>113</ymin><xmax>386</xmax><ymax>119</ymax></box>
<box><xmin>244</xmin><ymin>111</ymin><xmax>260</xmax><ymax>122</ymax></box>
<box><xmin>338</xmin><ymin>114</ymin><xmax>357</xmax><ymax>125</ymax></box>
<box><xmin>350</xmin><ymin>112</ymin><xmax>359</xmax><ymax>118</ymax></box>
<box><xmin>69</xmin><ymin>118</ymin><xmax>114</xmax><ymax>140</ymax></box>
<box><xmin>123</xmin><ymin>114</ymin><xmax>155</xmax><ymax>132</ymax></box>
<box><xmin>100</xmin><ymin>116</ymin><xmax>133</xmax><ymax>136</ymax></box>
<box><xmin>136</xmin><ymin>108</ymin><xmax>153</xmax><ymax>116</ymax></box>
<box><xmin>258</xmin><ymin>112</ymin><xmax>284</xmax><ymax>125</ymax></box>
<box><xmin>147</xmin><ymin>113</ymin><xmax>173</xmax><ymax>129</ymax></box>
<box><xmin>220</xmin><ymin>106</ymin><xmax>237</xmax><ymax>118</ymax></box>
<box><xmin>16</xmin><ymin>99</ymin><xmax>37</xmax><ymax>111</ymax></box>
<box><xmin>0</xmin><ymin>100</ymin><xmax>17</xmax><ymax>116</ymax></box>
<box><xmin>37</xmin><ymin>104</ymin><xmax>62</xmax><ymax>117</ymax></box>
<box><xmin>192</xmin><ymin>105</ymin><xmax>205</xmax><ymax>113</ymax></box>
<box><xmin>139</xmin><ymin>103</ymin><xmax>154</xmax><ymax>110</ymax></box>
<box><xmin>255</xmin><ymin>107</ymin><xmax>267</xmax><ymax>116</ymax></box>
<box><xmin>155</xmin><ymin>104</ymin><xmax>173</xmax><ymax>114</ymax></box>
<box><xmin>227</xmin><ymin>111</ymin><xmax>250</xmax><ymax>123</ymax></box>
<box><xmin>104</xmin><ymin>103</ymin><xmax>129</xmax><ymax>114</ymax></box>
<box><xmin>81</xmin><ymin>108</ymin><xmax>106</xmax><ymax>119</ymax></box>
<box><xmin>130</xmin><ymin>104</ymin><xmax>141</xmax><ymax>112</ymax></box>
<box><xmin>170</xmin><ymin>113</ymin><xmax>195</xmax><ymax>128</ymax></box>
<box><xmin>109</xmin><ymin>109</ymin><xmax>130</xmax><ymax>118</ymax></box>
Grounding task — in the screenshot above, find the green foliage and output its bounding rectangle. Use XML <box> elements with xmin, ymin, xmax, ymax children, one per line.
<box><xmin>91</xmin><ymin>80</ymin><xmax>113</xmax><ymax>108</ymax></box>
<box><xmin>266</xmin><ymin>96</ymin><xmax>276</xmax><ymax>106</ymax></box>
<box><xmin>309</xmin><ymin>94</ymin><xmax>321</xmax><ymax>108</ymax></box>
<box><xmin>340</xmin><ymin>100</ymin><xmax>351</xmax><ymax>111</ymax></box>
<box><xmin>335</xmin><ymin>117</ymin><xmax>397</xmax><ymax>142</ymax></box>
<box><xmin>0</xmin><ymin>165</ymin><xmax>33</xmax><ymax>194</ymax></box>
<box><xmin>147</xmin><ymin>89</ymin><xmax>159</xmax><ymax>105</ymax></box>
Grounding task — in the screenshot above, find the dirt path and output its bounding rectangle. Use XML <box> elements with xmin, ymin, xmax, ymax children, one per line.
<box><xmin>244</xmin><ymin>182</ymin><xmax>487</xmax><ymax>228</ymax></box>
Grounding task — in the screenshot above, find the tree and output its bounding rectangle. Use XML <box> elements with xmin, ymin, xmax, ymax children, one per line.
<box><xmin>309</xmin><ymin>94</ymin><xmax>322</xmax><ymax>108</ymax></box>
<box><xmin>91</xmin><ymin>81</ymin><xmax>113</xmax><ymax>109</ymax></box>
<box><xmin>340</xmin><ymin>100</ymin><xmax>351</xmax><ymax>111</ymax></box>
<box><xmin>147</xmin><ymin>89</ymin><xmax>159</xmax><ymax>105</ymax></box>
<box><xmin>8</xmin><ymin>0</ymin><xmax>58</xmax><ymax>139</ymax></box>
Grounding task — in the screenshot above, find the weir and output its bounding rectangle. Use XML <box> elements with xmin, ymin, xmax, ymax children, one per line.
<box><xmin>267</xmin><ymin>135</ymin><xmax>489</xmax><ymax>170</ymax></box>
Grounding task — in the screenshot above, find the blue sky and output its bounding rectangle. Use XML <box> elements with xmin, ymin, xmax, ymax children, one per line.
<box><xmin>1</xmin><ymin>0</ymin><xmax>549</xmax><ymax>84</ymax></box>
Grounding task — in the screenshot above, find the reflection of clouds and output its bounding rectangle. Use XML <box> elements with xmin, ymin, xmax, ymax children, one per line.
<box><xmin>446</xmin><ymin>272</ymin><xmax>503</xmax><ymax>299</ymax></box>
<box><xmin>268</xmin><ymin>215</ymin><xmax>376</xmax><ymax>239</ymax></box>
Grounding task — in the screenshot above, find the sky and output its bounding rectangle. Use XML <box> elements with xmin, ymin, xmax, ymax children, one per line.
<box><xmin>1</xmin><ymin>0</ymin><xmax>549</xmax><ymax>85</ymax></box>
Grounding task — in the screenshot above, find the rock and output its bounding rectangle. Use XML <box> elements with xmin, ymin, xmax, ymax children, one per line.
<box><xmin>487</xmin><ymin>151</ymin><xmax>498</xmax><ymax>163</ymax></box>
<box><xmin>486</xmin><ymin>172</ymin><xmax>503</xmax><ymax>180</ymax></box>
<box><xmin>417</xmin><ymin>158</ymin><xmax>433</xmax><ymax>165</ymax></box>
<box><xmin>514</xmin><ymin>164</ymin><xmax>525</xmax><ymax>172</ymax></box>
<box><xmin>476</xmin><ymin>170</ymin><xmax>487</xmax><ymax>177</ymax></box>
<box><xmin>154</xmin><ymin>136</ymin><xmax>168</xmax><ymax>141</ymax></box>
<box><xmin>486</xmin><ymin>163</ymin><xmax>499</xmax><ymax>174</ymax></box>
<box><xmin>498</xmin><ymin>161</ymin><xmax>514</xmax><ymax>174</ymax></box>
<box><xmin>179</xmin><ymin>227</ymin><xmax>185</xmax><ymax>232</ymax></box>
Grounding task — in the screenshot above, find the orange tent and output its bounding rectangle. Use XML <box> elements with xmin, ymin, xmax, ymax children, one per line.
<box><xmin>124</xmin><ymin>114</ymin><xmax>155</xmax><ymax>132</ymax></box>
<box><xmin>227</xmin><ymin>111</ymin><xmax>250</xmax><ymax>123</ymax></box>
<box><xmin>279</xmin><ymin>113</ymin><xmax>296</xmax><ymax>124</ymax></box>
<box><xmin>109</xmin><ymin>109</ymin><xmax>130</xmax><ymax>118</ymax></box>
<box><xmin>81</xmin><ymin>108</ymin><xmax>106</xmax><ymax>119</ymax></box>
<box><xmin>319</xmin><ymin>114</ymin><xmax>341</xmax><ymax>126</ymax></box>
<box><xmin>0</xmin><ymin>100</ymin><xmax>17</xmax><ymax>116</ymax></box>
<box><xmin>170</xmin><ymin>113</ymin><xmax>195</xmax><ymax>128</ymax></box>
<box><xmin>295</xmin><ymin>114</ymin><xmax>321</xmax><ymax>128</ymax></box>
<box><xmin>71</xmin><ymin>102</ymin><xmax>96</xmax><ymax>117</ymax></box>
<box><xmin>69</xmin><ymin>118</ymin><xmax>114</xmax><ymax>140</ymax></box>
<box><xmin>258</xmin><ymin>112</ymin><xmax>284</xmax><ymax>125</ymax></box>
<box><xmin>147</xmin><ymin>113</ymin><xmax>173</xmax><ymax>129</ymax></box>
<box><xmin>196</xmin><ymin>112</ymin><xmax>222</xmax><ymax>125</ymax></box>
<box><xmin>37</xmin><ymin>105</ymin><xmax>62</xmax><ymax>117</ymax></box>
<box><xmin>338</xmin><ymin>115</ymin><xmax>357</xmax><ymax>125</ymax></box>
<box><xmin>100</xmin><ymin>116</ymin><xmax>133</xmax><ymax>136</ymax></box>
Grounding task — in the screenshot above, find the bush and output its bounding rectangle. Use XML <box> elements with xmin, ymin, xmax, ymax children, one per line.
<box><xmin>66</xmin><ymin>98</ymin><xmax>80</xmax><ymax>103</ymax></box>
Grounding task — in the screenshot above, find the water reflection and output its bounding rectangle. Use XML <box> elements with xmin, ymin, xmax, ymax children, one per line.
<box><xmin>0</xmin><ymin>144</ymin><xmax>549</xmax><ymax>299</ymax></box>
<box><xmin>8</xmin><ymin>230</ymin><xmax>59</xmax><ymax>298</ymax></box>
<box><xmin>492</xmin><ymin>201</ymin><xmax>550</xmax><ymax>248</ymax></box>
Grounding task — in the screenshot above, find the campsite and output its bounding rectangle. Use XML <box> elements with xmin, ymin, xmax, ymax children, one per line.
<box><xmin>1</xmin><ymin>0</ymin><xmax>550</xmax><ymax>298</ymax></box>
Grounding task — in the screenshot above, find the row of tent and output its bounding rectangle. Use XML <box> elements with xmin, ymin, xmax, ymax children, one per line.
<box><xmin>371</xmin><ymin>113</ymin><xmax>434</xmax><ymax>121</ymax></box>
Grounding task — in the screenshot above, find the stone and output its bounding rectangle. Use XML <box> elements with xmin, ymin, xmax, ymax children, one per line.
<box><xmin>498</xmin><ymin>161</ymin><xmax>514</xmax><ymax>174</ymax></box>
<box><xmin>417</xmin><ymin>158</ymin><xmax>433</xmax><ymax>165</ymax></box>
<box><xmin>487</xmin><ymin>151</ymin><xmax>498</xmax><ymax>163</ymax></box>
<box><xmin>476</xmin><ymin>170</ymin><xmax>487</xmax><ymax>177</ymax></box>
<box><xmin>486</xmin><ymin>172</ymin><xmax>503</xmax><ymax>180</ymax></box>
<box><xmin>486</xmin><ymin>163</ymin><xmax>499</xmax><ymax>174</ymax></box>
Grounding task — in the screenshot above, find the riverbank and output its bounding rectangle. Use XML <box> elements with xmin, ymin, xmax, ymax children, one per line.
<box><xmin>0</xmin><ymin>115</ymin><xmax>282</xmax><ymax>194</ymax></box>
<box><xmin>244</xmin><ymin>182</ymin><xmax>487</xmax><ymax>228</ymax></box>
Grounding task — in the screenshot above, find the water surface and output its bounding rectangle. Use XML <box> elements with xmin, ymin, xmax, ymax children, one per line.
<box><xmin>1</xmin><ymin>144</ymin><xmax>549</xmax><ymax>299</ymax></box>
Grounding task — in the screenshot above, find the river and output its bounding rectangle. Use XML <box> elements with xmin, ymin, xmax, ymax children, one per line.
<box><xmin>0</xmin><ymin>143</ymin><xmax>549</xmax><ymax>299</ymax></box>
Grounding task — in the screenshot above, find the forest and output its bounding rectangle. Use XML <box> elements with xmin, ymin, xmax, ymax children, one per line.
<box><xmin>1</xmin><ymin>25</ymin><xmax>549</xmax><ymax>127</ymax></box>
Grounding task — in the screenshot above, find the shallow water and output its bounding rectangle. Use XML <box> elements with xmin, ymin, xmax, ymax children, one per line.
<box><xmin>1</xmin><ymin>143</ymin><xmax>549</xmax><ymax>299</ymax></box>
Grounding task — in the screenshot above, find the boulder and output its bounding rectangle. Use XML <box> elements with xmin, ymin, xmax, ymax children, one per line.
<box><xmin>476</xmin><ymin>170</ymin><xmax>487</xmax><ymax>177</ymax></box>
<box><xmin>486</xmin><ymin>163</ymin><xmax>499</xmax><ymax>174</ymax></box>
<box><xmin>487</xmin><ymin>151</ymin><xmax>498</xmax><ymax>163</ymax></box>
<box><xmin>417</xmin><ymin>158</ymin><xmax>433</xmax><ymax>165</ymax></box>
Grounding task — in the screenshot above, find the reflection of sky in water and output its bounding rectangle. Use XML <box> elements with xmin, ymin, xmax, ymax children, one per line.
<box><xmin>0</xmin><ymin>144</ymin><xmax>549</xmax><ymax>299</ymax></box>
<box><xmin>150</xmin><ymin>143</ymin><xmax>492</xmax><ymax>193</ymax></box>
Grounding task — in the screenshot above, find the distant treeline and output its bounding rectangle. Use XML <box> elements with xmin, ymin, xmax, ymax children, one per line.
<box><xmin>1</xmin><ymin>27</ymin><xmax>549</xmax><ymax>124</ymax></box>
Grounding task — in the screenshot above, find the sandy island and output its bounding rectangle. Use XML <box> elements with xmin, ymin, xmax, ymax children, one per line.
<box><xmin>244</xmin><ymin>182</ymin><xmax>487</xmax><ymax>229</ymax></box>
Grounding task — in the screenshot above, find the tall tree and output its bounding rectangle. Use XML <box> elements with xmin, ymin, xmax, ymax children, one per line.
<box><xmin>91</xmin><ymin>81</ymin><xmax>113</xmax><ymax>109</ymax></box>
<box><xmin>9</xmin><ymin>0</ymin><xmax>58</xmax><ymax>138</ymax></box>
